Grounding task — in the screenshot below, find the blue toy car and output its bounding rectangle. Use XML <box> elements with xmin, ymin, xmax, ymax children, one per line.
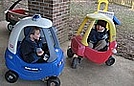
<box><xmin>4</xmin><ymin>14</ymin><xmax>64</xmax><ymax>86</ymax></box>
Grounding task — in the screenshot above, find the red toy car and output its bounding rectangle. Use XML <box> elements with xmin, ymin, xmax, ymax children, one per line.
<box><xmin>67</xmin><ymin>13</ymin><xmax>117</xmax><ymax>69</ymax></box>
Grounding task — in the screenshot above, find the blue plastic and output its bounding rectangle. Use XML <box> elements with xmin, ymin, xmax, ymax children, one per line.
<box><xmin>32</xmin><ymin>14</ymin><xmax>41</xmax><ymax>21</ymax></box>
<box><xmin>5</xmin><ymin>47</ymin><xmax>64</xmax><ymax>80</ymax></box>
<box><xmin>113</xmin><ymin>16</ymin><xmax>121</xmax><ymax>25</ymax></box>
<box><xmin>5</xmin><ymin>14</ymin><xmax>64</xmax><ymax>83</ymax></box>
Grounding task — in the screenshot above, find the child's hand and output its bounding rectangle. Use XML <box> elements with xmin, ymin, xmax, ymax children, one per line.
<box><xmin>37</xmin><ymin>50</ymin><xmax>44</xmax><ymax>56</ymax></box>
<box><xmin>36</xmin><ymin>48</ymin><xmax>44</xmax><ymax>56</ymax></box>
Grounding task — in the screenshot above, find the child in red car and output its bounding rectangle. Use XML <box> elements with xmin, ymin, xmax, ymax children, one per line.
<box><xmin>87</xmin><ymin>20</ymin><xmax>109</xmax><ymax>51</ymax></box>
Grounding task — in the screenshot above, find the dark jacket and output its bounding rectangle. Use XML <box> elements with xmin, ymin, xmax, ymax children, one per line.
<box><xmin>20</xmin><ymin>37</ymin><xmax>43</xmax><ymax>63</ymax></box>
<box><xmin>87</xmin><ymin>28</ymin><xmax>109</xmax><ymax>44</ymax></box>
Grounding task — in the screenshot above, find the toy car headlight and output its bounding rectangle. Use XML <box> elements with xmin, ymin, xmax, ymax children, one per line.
<box><xmin>112</xmin><ymin>42</ymin><xmax>117</xmax><ymax>54</ymax></box>
<box><xmin>58</xmin><ymin>59</ymin><xmax>64</xmax><ymax>66</ymax></box>
<box><xmin>8</xmin><ymin>55</ymin><xmax>13</xmax><ymax>59</ymax></box>
<box><xmin>115</xmin><ymin>42</ymin><xmax>117</xmax><ymax>48</ymax></box>
<box><xmin>55</xmin><ymin>49</ymin><xmax>59</xmax><ymax>52</ymax></box>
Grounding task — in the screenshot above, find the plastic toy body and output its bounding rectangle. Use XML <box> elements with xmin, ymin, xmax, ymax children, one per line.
<box><xmin>71</xmin><ymin>35</ymin><xmax>116</xmax><ymax>64</ymax></box>
<box><xmin>67</xmin><ymin>13</ymin><xmax>117</xmax><ymax>69</ymax></box>
<box><xmin>5</xmin><ymin>14</ymin><xmax>64</xmax><ymax>86</ymax></box>
<box><xmin>5</xmin><ymin>48</ymin><xmax>64</xmax><ymax>80</ymax></box>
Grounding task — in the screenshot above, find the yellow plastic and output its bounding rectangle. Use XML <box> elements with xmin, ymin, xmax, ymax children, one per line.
<box><xmin>81</xmin><ymin>19</ymin><xmax>95</xmax><ymax>46</ymax></box>
<box><xmin>76</xmin><ymin>17</ymin><xmax>88</xmax><ymax>35</ymax></box>
<box><xmin>97</xmin><ymin>0</ymin><xmax>109</xmax><ymax>11</ymax></box>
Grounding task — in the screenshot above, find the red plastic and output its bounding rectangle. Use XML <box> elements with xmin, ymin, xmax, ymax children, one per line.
<box><xmin>71</xmin><ymin>35</ymin><xmax>117</xmax><ymax>64</ymax></box>
<box><xmin>10</xmin><ymin>9</ymin><xmax>26</xmax><ymax>15</ymax></box>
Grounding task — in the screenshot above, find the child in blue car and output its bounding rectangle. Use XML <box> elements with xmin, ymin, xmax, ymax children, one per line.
<box><xmin>87</xmin><ymin>20</ymin><xmax>109</xmax><ymax>51</ymax></box>
<box><xmin>20</xmin><ymin>26</ymin><xmax>48</xmax><ymax>63</ymax></box>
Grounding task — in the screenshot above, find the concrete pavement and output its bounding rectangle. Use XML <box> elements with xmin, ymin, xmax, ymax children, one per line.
<box><xmin>0</xmin><ymin>21</ymin><xmax>134</xmax><ymax>86</ymax></box>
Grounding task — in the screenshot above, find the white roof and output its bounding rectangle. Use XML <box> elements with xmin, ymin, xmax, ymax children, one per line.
<box><xmin>8</xmin><ymin>14</ymin><xmax>53</xmax><ymax>54</ymax></box>
<box><xmin>86</xmin><ymin>13</ymin><xmax>115</xmax><ymax>27</ymax></box>
<box><xmin>98</xmin><ymin>10</ymin><xmax>114</xmax><ymax>19</ymax></box>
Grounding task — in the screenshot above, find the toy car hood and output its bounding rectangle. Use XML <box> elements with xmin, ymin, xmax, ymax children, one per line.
<box><xmin>8</xmin><ymin>14</ymin><xmax>52</xmax><ymax>54</ymax></box>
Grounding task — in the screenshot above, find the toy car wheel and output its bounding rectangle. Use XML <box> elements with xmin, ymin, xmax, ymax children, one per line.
<box><xmin>78</xmin><ymin>56</ymin><xmax>82</xmax><ymax>64</ymax></box>
<box><xmin>71</xmin><ymin>57</ymin><xmax>79</xmax><ymax>69</ymax></box>
<box><xmin>67</xmin><ymin>48</ymin><xmax>74</xmax><ymax>58</ymax></box>
<box><xmin>105</xmin><ymin>56</ymin><xmax>115</xmax><ymax>66</ymax></box>
<box><xmin>5</xmin><ymin>70</ymin><xmax>18</xmax><ymax>83</ymax></box>
<box><xmin>47</xmin><ymin>77</ymin><xmax>61</xmax><ymax>86</ymax></box>
<box><xmin>7</xmin><ymin>23</ymin><xmax>14</xmax><ymax>31</ymax></box>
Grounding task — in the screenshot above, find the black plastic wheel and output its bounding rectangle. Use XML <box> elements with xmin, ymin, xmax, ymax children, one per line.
<box><xmin>78</xmin><ymin>56</ymin><xmax>82</xmax><ymax>64</ymax></box>
<box><xmin>47</xmin><ymin>77</ymin><xmax>61</xmax><ymax>86</ymax></box>
<box><xmin>5</xmin><ymin>70</ymin><xmax>18</xmax><ymax>83</ymax></box>
<box><xmin>71</xmin><ymin>57</ymin><xmax>79</xmax><ymax>69</ymax></box>
<box><xmin>67</xmin><ymin>48</ymin><xmax>74</xmax><ymax>58</ymax></box>
<box><xmin>7</xmin><ymin>23</ymin><xmax>14</xmax><ymax>31</ymax></box>
<box><xmin>105</xmin><ymin>56</ymin><xmax>115</xmax><ymax>66</ymax></box>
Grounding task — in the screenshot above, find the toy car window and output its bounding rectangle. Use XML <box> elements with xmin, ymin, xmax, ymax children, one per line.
<box><xmin>40</xmin><ymin>29</ymin><xmax>47</xmax><ymax>43</ymax></box>
<box><xmin>47</xmin><ymin>29</ymin><xmax>55</xmax><ymax>46</ymax></box>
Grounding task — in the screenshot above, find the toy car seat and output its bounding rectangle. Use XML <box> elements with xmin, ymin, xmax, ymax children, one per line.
<box><xmin>24</xmin><ymin>26</ymin><xmax>32</xmax><ymax>37</ymax></box>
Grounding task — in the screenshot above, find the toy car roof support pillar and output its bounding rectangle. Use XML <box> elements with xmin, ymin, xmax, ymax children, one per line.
<box><xmin>81</xmin><ymin>19</ymin><xmax>96</xmax><ymax>46</ymax></box>
<box><xmin>42</xmin><ymin>28</ymin><xmax>57</xmax><ymax>62</ymax></box>
<box><xmin>51</xmin><ymin>27</ymin><xmax>60</xmax><ymax>48</ymax></box>
<box><xmin>77</xmin><ymin>17</ymin><xmax>88</xmax><ymax>35</ymax></box>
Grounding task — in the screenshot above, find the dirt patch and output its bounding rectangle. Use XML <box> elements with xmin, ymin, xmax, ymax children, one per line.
<box><xmin>69</xmin><ymin>1</ymin><xmax>134</xmax><ymax>61</ymax></box>
<box><xmin>110</xmin><ymin>4</ymin><xmax>134</xmax><ymax>61</ymax></box>
<box><xmin>116</xmin><ymin>26</ymin><xmax>134</xmax><ymax>61</ymax></box>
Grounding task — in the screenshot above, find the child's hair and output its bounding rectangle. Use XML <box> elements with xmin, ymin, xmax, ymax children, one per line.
<box><xmin>96</xmin><ymin>20</ymin><xmax>107</xmax><ymax>28</ymax></box>
<box><xmin>30</xmin><ymin>26</ymin><xmax>41</xmax><ymax>35</ymax></box>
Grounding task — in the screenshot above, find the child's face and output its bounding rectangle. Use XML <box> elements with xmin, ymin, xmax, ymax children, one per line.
<box><xmin>96</xmin><ymin>25</ymin><xmax>105</xmax><ymax>32</ymax></box>
<box><xmin>33</xmin><ymin>30</ymin><xmax>40</xmax><ymax>40</ymax></box>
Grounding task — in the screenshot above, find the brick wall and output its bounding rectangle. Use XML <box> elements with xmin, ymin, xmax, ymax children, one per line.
<box><xmin>28</xmin><ymin>0</ymin><xmax>70</xmax><ymax>43</ymax></box>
